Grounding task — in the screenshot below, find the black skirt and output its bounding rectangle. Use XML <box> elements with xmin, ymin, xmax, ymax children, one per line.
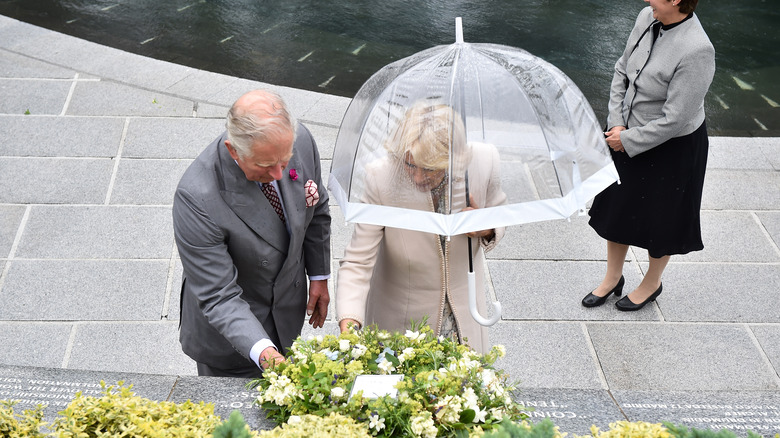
<box><xmin>588</xmin><ymin>122</ymin><xmax>708</xmax><ymax>258</ymax></box>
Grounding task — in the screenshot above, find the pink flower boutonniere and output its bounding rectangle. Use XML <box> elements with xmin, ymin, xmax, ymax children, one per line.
<box><xmin>289</xmin><ymin>168</ymin><xmax>299</xmax><ymax>181</ymax></box>
<box><xmin>304</xmin><ymin>180</ymin><xmax>320</xmax><ymax>207</ymax></box>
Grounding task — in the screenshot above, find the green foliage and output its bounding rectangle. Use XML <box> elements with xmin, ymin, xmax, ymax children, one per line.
<box><xmin>211</xmin><ymin>410</ymin><xmax>258</xmax><ymax>438</ymax></box>
<box><xmin>249</xmin><ymin>320</ymin><xmax>525</xmax><ymax>437</ymax></box>
<box><xmin>663</xmin><ymin>422</ymin><xmax>767</xmax><ymax>438</ymax></box>
<box><xmin>256</xmin><ymin>412</ymin><xmax>372</xmax><ymax>438</ymax></box>
<box><xmin>480</xmin><ymin>418</ymin><xmax>560</xmax><ymax>438</ymax></box>
<box><xmin>50</xmin><ymin>381</ymin><xmax>223</xmax><ymax>438</ymax></box>
<box><xmin>0</xmin><ymin>400</ymin><xmax>47</xmax><ymax>438</ymax></box>
<box><xmin>24</xmin><ymin>109</ymin><xmax>31</xmax><ymax>115</ymax></box>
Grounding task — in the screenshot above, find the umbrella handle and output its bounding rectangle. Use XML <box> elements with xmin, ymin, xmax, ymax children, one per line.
<box><xmin>468</xmin><ymin>271</ymin><xmax>502</xmax><ymax>326</ymax></box>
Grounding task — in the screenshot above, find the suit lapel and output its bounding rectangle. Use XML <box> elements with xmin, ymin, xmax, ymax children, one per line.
<box><xmin>277</xmin><ymin>153</ymin><xmax>305</xmax><ymax>244</ymax></box>
<box><xmin>216</xmin><ymin>138</ymin><xmax>289</xmax><ymax>254</ymax></box>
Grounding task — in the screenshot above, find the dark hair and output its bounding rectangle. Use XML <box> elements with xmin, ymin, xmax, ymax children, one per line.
<box><xmin>677</xmin><ymin>0</ymin><xmax>698</xmax><ymax>14</ymax></box>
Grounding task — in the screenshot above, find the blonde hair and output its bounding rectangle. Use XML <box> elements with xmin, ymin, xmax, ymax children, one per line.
<box><xmin>384</xmin><ymin>103</ymin><xmax>470</xmax><ymax>174</ymax></box>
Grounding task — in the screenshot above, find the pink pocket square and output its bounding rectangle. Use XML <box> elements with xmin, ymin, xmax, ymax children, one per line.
<box><xmin>304</xmin><ymin>180</ymin><xmax>320</xmax><ymax>207</ymax></box>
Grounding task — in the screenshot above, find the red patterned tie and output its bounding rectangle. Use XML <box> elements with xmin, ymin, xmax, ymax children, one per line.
<box><xmin>261</xmin><ymin>183</ymin><xmax>286</xmax><ymax>225</ymax></box>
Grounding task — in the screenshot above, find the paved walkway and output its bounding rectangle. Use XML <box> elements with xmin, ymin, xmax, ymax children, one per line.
<box><xmin>1</xmin><ymin>14</ymin><xmax>779</xmax><ymax>402</ymax></box>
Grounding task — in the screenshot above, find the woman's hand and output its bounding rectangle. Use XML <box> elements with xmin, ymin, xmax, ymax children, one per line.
<box><xmin>463</xmin><ymin>195</ymin><xmax>496</xmax><ymax>240</ymax></box>
<box><xmin>604</xmin><ymin>126</ymin><xmax>626</xmax><ymax>152</ymax></box>
<box><xmin>339</xmin><ymin>318</ymin><xmax>361</xmax><ymax>333</ymax></box>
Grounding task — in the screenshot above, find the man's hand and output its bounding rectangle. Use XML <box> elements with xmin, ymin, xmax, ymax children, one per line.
<box><xmin>307</xmin><ymin>279</ymin><xmax>329</xmax><ymax>328</ymax></box>
<box><xmin>258</xmin><ymin>346</ymin><xmax>285</xmax><ymax>370</ymax></box>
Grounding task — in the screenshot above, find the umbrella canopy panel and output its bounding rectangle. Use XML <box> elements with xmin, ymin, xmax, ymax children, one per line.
<box><xmin>330</xmin><ymin>39</ymin><xmax>618</xmax><ymax>236</ymax></box>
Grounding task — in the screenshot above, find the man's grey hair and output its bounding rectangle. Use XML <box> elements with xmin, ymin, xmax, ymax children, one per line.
<box><xmin>226</xmin><ymin>90</ymin><xmax>297</xmax><ymax>159</ymax></box>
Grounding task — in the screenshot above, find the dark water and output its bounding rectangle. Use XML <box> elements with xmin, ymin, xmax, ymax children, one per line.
<box><xmin>2</xmin><ymin>0</ymin><xmax>778</xmax><ymax>135</ymax></box>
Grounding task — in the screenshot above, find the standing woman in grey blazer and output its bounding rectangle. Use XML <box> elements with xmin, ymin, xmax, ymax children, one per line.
<box><xmin>583</xmin><ymin>0</ymin><xmax>715</xmax><ymax>310</ymax></box>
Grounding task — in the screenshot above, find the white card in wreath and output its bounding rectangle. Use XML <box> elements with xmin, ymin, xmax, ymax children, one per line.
<box><xmin>349</xmin><ymin>374</ymin><xmax>404</xmax><ymax>400</ymax></box>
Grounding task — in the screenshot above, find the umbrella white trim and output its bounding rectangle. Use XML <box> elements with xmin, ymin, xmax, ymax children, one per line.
<box><xmin>329</xmin><ymin>162</ymin><xmax>619</xmax><ymax>236</ymax></box>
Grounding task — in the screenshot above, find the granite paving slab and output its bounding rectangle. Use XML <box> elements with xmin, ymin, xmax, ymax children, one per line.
<box><xmin>197</xmin><ymin>102</ymin><xmax>231</xmax><ymax>118</ymax></box>
<box><xmin>15</xmin><ymin>205</ymin><xmax>173</xmax><ymax>259</ymax></box>
<box><xmin>164</xmin><ymin>69</ymin><xmax>239</xmax><ymax>102</ymax></box>
<box><xmin>0</xmin><ymin>322</ymin><xmax>72</xmax><ymax>368</ymax></box>
<box><xmin>0</xmin><ymin>364</ymin><xmax>178</xmax><ymax>424</ymax></box>
<box><xmin>0</xmin><ymin>48</ymin><xmax>75</xmax><ymax>78</ymax></box>
<box><xmin>489</xmin><ymin>260</ymin><xmax>656</xmax><ymax>321</ymax></box>
<box><xmin>0</xmin><ymin>157</ymin><xmax>113</xmax><ymax>203</ymax></box>
<box><xmin>0</xmin><ymin>204</ymin><xmax>25</xmax><ymax>257</ymax></box>
<box><xmin>329</xmin><ymin>205</ymin><xmax>355</xmax><ymax>259</ymax></box>
<box><xmin>487</xmin><ymin>216</ymin><xmax>615</xmax><ymax>261</ymax></box>
<box><xmin>636</xmin><ymin>211</ymin><xmax>780</xmax><ymax>263</ymax></box>
<box><xmin>612</xmin><ymin>390</ymin><xmax>780</xmax><ymax>436</ymax></box>
<box><xmin>169</xmin><ymin>375</ymin><xmax>278</xmax><ymax>431</ymax></box>
<box><xmin>0</xmin><ymin>79</ymin><xmax>71</xmax><ymax>115</ymax></box>
<box><xmin>298</xmin><ymin>93</ymin><xmax>351</xmax><ymax>127</ymax></box>
<box><xmin>165</xmin><ymin>258</ymin><xmax>183</xmax><ymax>321</ymax></box>
<box><xmin>85</xmin><ymin>51</ymin><xmax>195</xmax><ymax>92</ymax></box>
<box><xmin>750</xmin><ymin>325</ymin><xmax>780</xmax><ymax>372</ymax></box>
<box><xmin>122</xmin><ymin>117</ymin><xmax>226</xmax><ymax>159</ymax></box>
<box><xmin>67</xmin><ymin>322</ymin><xmax>196</xmax><ymax>376</ymax></box>
<box><xmin>307</xmin><ymin>122</ymin><xmax>339</xmax><ymax>160</ymax></box>
<box><xmin>65</xmin><ymin>80</ymin><xmax>194</xmax><ymax>117</ymax></box>
<box><xmin>0</xmin><ymin>115</ymin><xmax>125</xmax><ymax>157</ymax></box>
<box><xmin>513</xmin><ymin>388</ymin><xmax>624</xmax><ymax>435</ymax></box>
<box><xmin>756</xmin><ymin>212</ymin><xmax>780</xmax><ymax>249</ymax></box>
<box><xmin>109</xmin><ymin>159</ymin><xmax>192</xmax><ymax>205</ymax></box>
<box><xmin>708</xmin><ymin>137</ymin><xmax>778</xmax><ymax>170</ymax></box>
<box><xmin>587</xmin><ymin>323</ymin><xmax>780</xmax><ymax>391</ymax></box>
<box><xmin>701</xmin><ymin>169</ymin><xmax>780</xmax><ymax>210</ymax></box>
<box><xmin>0</xmin><ymin>260</ymin><xmax>168</xmax><ymax>320</ymax></box>
<box><xmin>492</xmin><ymin>322</ymin><xmax>606</xmax><ymax>389</ymax></box>
<box><xmin>655</xmin><ymin>263</ymin><xmax>780</xmax><ymax>323</ymax></box>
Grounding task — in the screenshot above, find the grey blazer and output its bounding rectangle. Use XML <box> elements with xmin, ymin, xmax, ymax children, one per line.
<box><xmin>173</xmin><ymin>124</ymin><xmax>330</xmax><ymax>369</ymax></box>
<box><xmin>607</xmin><ymin>6</ymin><xmax>715</xmax><ymax>157</ymax></box>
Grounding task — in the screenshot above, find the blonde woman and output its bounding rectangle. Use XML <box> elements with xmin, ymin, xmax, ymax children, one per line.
<box><xmin>335</xmin><ymin>103</ymin><xmax>506</xmax><ymax>353</ymax></box>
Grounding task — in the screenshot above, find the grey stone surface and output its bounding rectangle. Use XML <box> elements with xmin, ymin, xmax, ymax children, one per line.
<box><xmin>655</xmin><ymin>263</ymin><xmax>780</xmax><ymax>323</ymax></box>
<box><xmin>0</xmin><ymin>365</ymin><xmax>178</xmax><ymax>424</ymax></box>
<box><xmin>164</xmin><ymin>70</ymin><xmax>238</xmax><ymax>102</ymax></box>
<box><xmin>196</xmin><ymin>102</ymin><xmax>230</xmax><ymax>119</ymax></box>
<box><xmin>0</xmin><ymin>157</ymin><xmax>113</xmax><ymax>203</ymax></box>
<box><xmin>165</xmin><ymin>258</ymin><xmax>183</xmax><ymax>321</ymax></box>
<box><xmin>67</xmin><ymin>322</ymin><xmax>196</xmax><ymax>376</ymax></box>
<box><xmin>0</xmin><ymin>48</ymin><xmax>75</xmax><ymax>78</ymax></box>
<box><xmin>488</xmin><ymin>215</ymin><xmax>611</xmax><ymax>261</ymax></box>
<box><xmin>489</xmin><ymin>260</ymin><xmax>655</xmax><ymax>321</ymax></box>
<box><xmin>492</xmin><ymin>322</ymin><xmax>605</xmax><ymax>389</ymax></box>
<box><xmin>612</xmin><ymin>390</ymin><xmax>780</xmax><ymax>436</ymax></box>
<box><xmin>66</xmin><ymin>80</ymin><xmax>194</xmax><ymax>117</ymax></box>
<box><xmin>306</xmin><ymin>122</ymin><xmax>338</xmax><ymax>160</ymax></box>
<box><xmin>0</xmin><ymin>204</ymin><xmax>25</xmax><ymax>257</ymax></box>
<box><xmin>329</xmin><ymin>204</ymin><xmax>355</xmax><ymax>259</ymax></box>
<box><xmin>123</xmin><ymin>117</ymin><xmax>225</xmax><ymax>158</ymax></box>
<box><xmin>0</xmin><ymin>260</ymin><xmax>168</xmax><ymax>320</ymax></box>
<box><xmin>757</xmin><ymin>211</ymin><xmax>780</xmax><ymax>249</ymax></box>
<box><xmin>169</xmin><ymin>375</ymin><xmax>278</xmax><ymax>430</ymax></box>
<box><xmin>16</xmin><ymin>206</ymin><xmax>173</xmax><ymax>259</ymax></box>
<box><xmin>588</xmin><ymin>323</ymin><xmax>780</xmax><ymax>391</ymax></box>
<box><xmin>0</xmin><ymin>323</ymin><xmax>72</xmax><ymax>368</ymax></box>
<box><xmin>635</xmin><ymin>211</ymin><xmax>780</xmax><ymax>263</ymax></box>
<box><xmin>0</xmin><ymin>115</ymin><xmax>125</xmax><ymax>157</ymax></box>
<box><xmin>708</xmin><ymin>137</ymin><xmax>778</xmax><ymax>170</ymax></box>
<box><xmin>702</xmin><ymin>169</ymin><xmax>780</xmax><ymax>210</ymax></box>
<box><xmin>514</xmin><ymin>388</ymin><xmax>624</xmax><ymax>435</ymax></box>
<box><xmin>0</xmin><ymin>79</ymin><xmax>71</xmax><ymax>115</ymax></box>
<box><xmin>110</xmin><ymin>159</ymin><xmax>191</xmax><ymax>205</ymax></box>
<box><xmin>751</xmin><ymin>325</ymin><xmax>780</xmax><ymax>373</ymax></box>
<box><xmin>299</xmin><ymin>92</ymin><xmax>351</xmax><ymax>127</ymax></box>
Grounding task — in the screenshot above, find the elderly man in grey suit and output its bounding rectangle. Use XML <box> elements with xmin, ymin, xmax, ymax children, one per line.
<box><xmin>173</xmin><ymin>89</ymin><xmax>331</xmax><ymax>377</ymax></box>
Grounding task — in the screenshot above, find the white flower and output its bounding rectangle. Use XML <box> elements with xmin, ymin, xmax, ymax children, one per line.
<box><xmin>398</xmin><ymin>347</ymin><xmax>415</xmax><ymax>363</ymax></box>
<box><xmin>493</xmin><ymin>344</ymin><xmax>506</xmax><ymax>357</ymax></box>
<box><xmin>378</xmin><ymin>359</ymin><xmax>396</xmax><ymax>374</ymax></box>
<box><xmin>330</xmin><ymin>386</ymin><xmax>345</xmax><ymax>399</ymax></box>
<box><xmin>369</xmin><ymin>413</ymin><xmax>386</xmax><ymax>431</ymax></box>
<box><xmin>316</xmin><ymin>335</ymin><xmax>323</xmax><ymax>343</ymax></box>
<box><xmin>287</xmin><ymin>415</ymin><xmax>302</xmax><ymax>425</ymax></box>
<box><xmin>435</xmin><ymin>395</ymin><xmax>462</xmax><ymax>423</ymax></box>
<box><xmin>411</xmin><ymin>414</ymin><xmax>436</xmax><ymax>437</ymax></box>
<box><xmin>339</xmin><ymin>339</ymin><xmax>351</xmax><ymax>352</ymax></box>
<box><xmin>351</xmin><ymin>343</ymin><xmax>367</xmax><ymax>359</ymax></box>
<box><xmin>377</xmin><ymin>332</ymin><xmax>390</xmax><ymax>340</ymax></box>
<box><xmin>405</xmin><ymin>329</ymin><xmax>425</xmax><ymax>341</ymax></box>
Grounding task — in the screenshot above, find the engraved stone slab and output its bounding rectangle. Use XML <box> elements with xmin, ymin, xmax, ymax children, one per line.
<box><xmin>514</xmin><ymin>388</ymin><xmax>623</xmax><ymax>435</ymax></box>
<box><xmin>613</xmin><ymin>390</ymin><xmax>780</xmax><ymax>437</ymax></box>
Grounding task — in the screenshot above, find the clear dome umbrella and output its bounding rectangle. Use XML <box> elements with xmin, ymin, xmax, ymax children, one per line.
<box><xmin>329</xmin><ymin>18</ymin><xmax>619</xmax><ymax>326</ymax></box>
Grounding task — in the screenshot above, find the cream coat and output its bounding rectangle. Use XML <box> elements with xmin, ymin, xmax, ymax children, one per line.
<box><xmin>336</xmin><ymin>142</ymin><xmax>506</xmax><ymax>353</ymax></box>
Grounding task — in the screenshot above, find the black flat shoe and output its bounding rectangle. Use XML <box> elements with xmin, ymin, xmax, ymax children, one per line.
<box><xmin>615</xmin><ymin>283</ymin><xmax>663</xmax><ymax>311</ymax></box>
<box><xmin>581</xmin><ymin>276</ymin><xmax>625</xmax><ymax>308</ymax></box>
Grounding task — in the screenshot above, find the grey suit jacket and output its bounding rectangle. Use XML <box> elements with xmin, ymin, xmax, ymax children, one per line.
<box><xmin>607</xmin><ymin>6</ymin><xmax>715</xmax><ymax>157</ymax></box>
<box><xmin>173</xmin><ymin>124</ymin><xmax>330</xmax><ymax>369</ymax></box>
